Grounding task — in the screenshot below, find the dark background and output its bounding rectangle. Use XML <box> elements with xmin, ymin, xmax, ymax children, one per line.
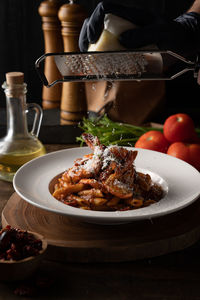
<box><xmin>0</xmin><ymin>0</ymin><xmax>199</xmax><ymax>125</ymax></box>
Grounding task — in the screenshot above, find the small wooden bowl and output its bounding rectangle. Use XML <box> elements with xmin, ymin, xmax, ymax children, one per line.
<box><xmin>0</xmin><ymin>231</ymin><xmax>48</xmax><ymax>282</ymax></box>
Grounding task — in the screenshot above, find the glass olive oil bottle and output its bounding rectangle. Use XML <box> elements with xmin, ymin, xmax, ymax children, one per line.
<box><xmin>0</xmin><ymin>72</ymin><xmax>46</xmax><ymax>182</ymax></box>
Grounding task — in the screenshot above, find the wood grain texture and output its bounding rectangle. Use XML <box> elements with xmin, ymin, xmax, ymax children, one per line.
<box><xmin>38</xmin><ymin>0</ymin><xmax>64</xmax><ymax>109</ymax></box>
<box><xmin>58</xmin><ymin>2</ymin><xmax>87</xmax><ymax>125</ymax></box>
<box><xmin>2</xmin><ymin>193</ymin><xmax>200</xmax><ymax>263</ymax></box>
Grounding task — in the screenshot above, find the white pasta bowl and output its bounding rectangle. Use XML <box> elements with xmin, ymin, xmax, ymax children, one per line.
<box><xmin>13</xmin><ymin>147</ymin><xmax>200</xmax><ymax>225</ymax></box>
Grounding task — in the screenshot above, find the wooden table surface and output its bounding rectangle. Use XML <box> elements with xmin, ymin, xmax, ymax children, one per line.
<box><xmin>1</xmin><ymin>144</ymin><xmax>200</xmax><ymax>300</ymax></box>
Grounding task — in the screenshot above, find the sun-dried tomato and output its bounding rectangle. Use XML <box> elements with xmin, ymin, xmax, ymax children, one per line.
<box><xmin>0</xmin><ymin>225</ymin><xmax>42</xmax><ymax>261</ymax></box>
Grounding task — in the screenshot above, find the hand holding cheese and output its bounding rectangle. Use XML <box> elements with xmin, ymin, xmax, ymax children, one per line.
<box><xmin>79</xmin><ymin>1</ymin><xmax>200</xmax><ymax>57</ymax></box>
<box><xmin>79</xmin><ymin>1</ymin><xmax>158</xmax><ymax>52</ymax></box>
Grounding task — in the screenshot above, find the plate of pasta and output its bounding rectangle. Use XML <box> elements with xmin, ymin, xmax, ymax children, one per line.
<box><xmin>13</xmin><ymin>134</ymin><xmax>200</xmax><ymax>225</ymax></box>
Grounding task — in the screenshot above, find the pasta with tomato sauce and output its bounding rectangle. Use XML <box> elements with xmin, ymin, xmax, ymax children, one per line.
<box><xmin>52</xmin><ymin>134</ymin><xmax>164</xmax><ymax>211</ymax></box>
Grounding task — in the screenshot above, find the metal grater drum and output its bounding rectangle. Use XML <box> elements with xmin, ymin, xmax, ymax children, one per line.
<box><xmin>35</xmin><ymin>50</ymin><xmax>198</xmax><ymax>87</ymax></box>
<box><xmin>54</xmin><ymin>51</ymin><xmax>163</xmax><ymax>82</ymax></box>
<box><xmin>63</xmin><ymin>52</ymin><xmax>147</xmax><ymax>77</ymax></box>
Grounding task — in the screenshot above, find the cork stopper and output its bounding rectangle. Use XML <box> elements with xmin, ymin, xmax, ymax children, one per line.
<box><xmin>6</xmin><ymin>72</ymin><xmax>24</xmax><ymax>85</ymax></box>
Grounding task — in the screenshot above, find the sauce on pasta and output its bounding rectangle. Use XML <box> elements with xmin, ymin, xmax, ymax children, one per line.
<box><xmin>51</xmin><ymin>134</ymin><xmax>164</xmax><ymax>211</ymax></box>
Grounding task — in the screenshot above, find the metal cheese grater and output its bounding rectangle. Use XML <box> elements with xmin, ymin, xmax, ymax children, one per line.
<box><xmin>35</xmin><ymin>50</ymin><xmax>200</xmax><ymax>87</ymax></box>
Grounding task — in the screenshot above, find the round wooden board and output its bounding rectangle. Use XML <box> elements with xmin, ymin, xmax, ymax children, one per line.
<box><xmin>2</xmin><ymin>193</ymin><xmax>200</xmax><ymax>263</ymax></box>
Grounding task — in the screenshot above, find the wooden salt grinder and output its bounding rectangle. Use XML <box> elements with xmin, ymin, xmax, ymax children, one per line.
<box><xmin>58</xmin><ymin>0</ymin><xmax>87</xmax><ymax>125</ymax></box>
<box><xmin>38</xmin><ymin>0</ymin><xmax>63</xmax><ymax>109</ymax></box>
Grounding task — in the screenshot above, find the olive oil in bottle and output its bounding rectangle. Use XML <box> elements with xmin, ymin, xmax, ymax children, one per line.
<box><xmin>0</xmin><ymin>72</ymin><xmax>46</xmax><ymax>182</ymax></box>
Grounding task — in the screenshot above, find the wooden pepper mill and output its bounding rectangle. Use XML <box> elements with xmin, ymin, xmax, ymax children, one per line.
<box><xmin>58</xmin><ymin>0</ymin><xmax>87</xmax><ymax>125</ymax></box>
<box><xmin>38</xmin><ymin>0</ymin><xmax>64</xmax><ymax>109</ymax></box>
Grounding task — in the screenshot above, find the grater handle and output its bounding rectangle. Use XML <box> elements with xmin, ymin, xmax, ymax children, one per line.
<box><xmin>35</xmin><ymin>53</ymin><xmax>63</xmax><ymax>88</ymax></box>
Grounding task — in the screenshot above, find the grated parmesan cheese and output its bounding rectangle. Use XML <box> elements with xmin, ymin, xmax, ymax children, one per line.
<box><xmin>113</xmin><ymin>178</ymin><xmax>131</xmax><ymax>191</ymax></box>
<box><xmin>82</xmin><ymin>146</ymin><xmax>103</xmax><ymax>173</ymax></box>
<box><xmin>69</xmin><ymin>144</ymin><xmax>134</xmax><ymax>180</ymax></box>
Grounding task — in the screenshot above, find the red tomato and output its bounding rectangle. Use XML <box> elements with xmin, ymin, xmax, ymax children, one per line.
<box><xmin>167</xmin><ymin>142</ymin><xmax>200</xmax><ymax>170</ymax></box>
<box><xmin>163</xmin><ymin>113</ymin><xmax>198</xmax><ymax>143</ymax></box>
<box><xmin>187</xmin><ymin>144</ymin><xmax>200</xmax><ymax>170</ymax></box>
<box><xmin>135</xmin><ymin>130</ymin><xmax>169</xmax><ymax>153</ymax></box>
